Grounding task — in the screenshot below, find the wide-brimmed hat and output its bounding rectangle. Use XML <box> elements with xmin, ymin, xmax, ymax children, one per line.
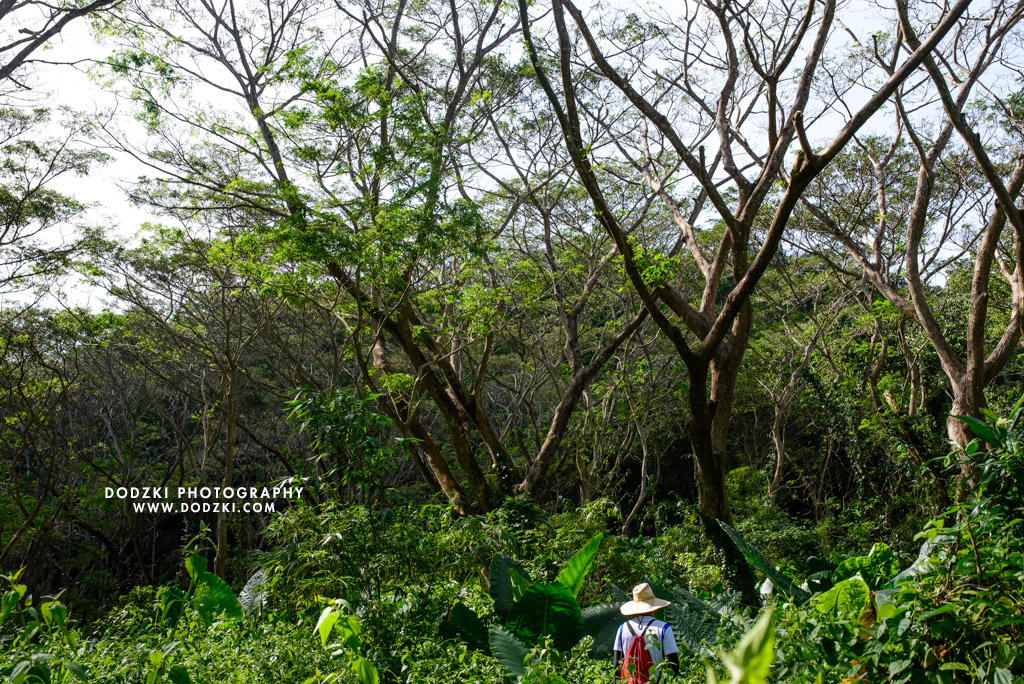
<box><xmin>619</xmin><ymin>582</ymin><xmax>672</xmax><ymax>615</ymax></box>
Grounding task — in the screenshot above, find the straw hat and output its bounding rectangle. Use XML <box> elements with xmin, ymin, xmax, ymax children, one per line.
<box><xmin>619</xmin><ymin>582</ymin><xmax>672</xmax><ymax>615</ymax></box>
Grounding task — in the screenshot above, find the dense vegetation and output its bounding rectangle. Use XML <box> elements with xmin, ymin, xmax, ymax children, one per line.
<box><xmin>3</xmin><ymin>0</ymin><xmax>1024</xmax><ymax>680</ymax></box>
<box><xmin>3</xmin><ymin>416</ymin><xmax>1023</xmax><ymax>682</ymax></box>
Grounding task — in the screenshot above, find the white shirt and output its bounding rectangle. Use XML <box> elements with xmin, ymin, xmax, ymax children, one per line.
<box><xmin>613</xmin><ymin>616</ymin><xmax>679</xmax><ymax>671</ymax></box>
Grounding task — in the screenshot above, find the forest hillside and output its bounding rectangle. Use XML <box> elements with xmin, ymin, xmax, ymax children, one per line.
<box><xmin>2</xmin><ymin>0</ymin><xmax>1024</xmax><ymax>681</ymax></box>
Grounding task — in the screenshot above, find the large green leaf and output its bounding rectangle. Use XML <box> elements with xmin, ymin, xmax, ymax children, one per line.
<box><xmin>720</xmin><ymin>610</ymin><xmax>775</xmax><ymax>684</ymax></box>
<box><xmin>489</xmin><ymin>624</ymin><xmax>529</xmax><ymax>679</ymax></box>
<box><xmin>663</xmin><ymin>588</ymin><xmax>721</xmax><ymax>653</ymax></box>
<box><xmin>719</xmin><ymin>523</ymin><xmax>809</xmax><ymax>601</ymax></box>
<box><xmin>167</xmin><ymin>666</ymin><xmax>191</xmax><ymax>684</ymax></box>
<box><xmin>811</xmin><ymin>576</ymin><xmax>870</xmax><ymax>619</ymax></box>
<box><xmin>0</xmin><ymin>590</ymin><xmax>21</xmax><ymax>627</ymax></box>
<box><xmin>583</xmin><ymin>604</ymin><xmax>627</xmax><ymax>658</ymax></box>
<box><xmin>351</xmin><ymin>656</ymin><xmax>379</xmax><ymax>684</ymax></box>
<box><xmin>41</xmin><ymin>602</ymin><xmax>66</xmax><ymax>629</ymax></box>
<box><xmin>184</xmin><ymin>555</ymin><xmax>207</xmax><ymax>581</ymax></box>
<box><xmin>642</xmin><ymin>580</ymin><xmax>721</xmax><ymax>653</ymax></box>
<box><xmin>835</xmin><ymin>543</ymin><xmax>899</xmax><ymax>590</ymax></box>
<box><xmin>440</xmin><ymin>602</ymin><xmax>489</xmax><ymax>653</ymax></box>
<box><xmin>581</xmin><ymin>602</ymin><xmax>622</xmax><ymax>635</ymax></box>
<box><xmin>63</xmin><ymin>662</ymin><xmax>87</xmax><ymax>682</ymax></box>
<box><xmin>953</xmin><ymin>415</ymin><xmax>1003</xmax><ymax>447</ymax></box>
<box><xmin>490</xmin><ymin>557</ymin><xmax>516</xmax><ymax>621</ymax></box>
<box><xmin>588</xmin><ymin>616</ymin><xmax>625</xmax><ymax>659</ymax></box>
<box><xmin>315</xmin><ymin>606</ymin><xmax>341</xmax><ymax>647</ymax></box>
<box><xmin>192</xmin><ymin>571</ymin><xmax>243</xmax><ymax>626</ymax></box>
<box><xmin>506</xmin><ymin>582</ymin><xmax>584</xmax><ymax>652</ymax></box>
<box><xmin>509</xmin><ymin>563</ymin><xmax>532</xmax><ymax>602</ymax></box>
<box><xmin>157</xmin><ymin>587</ymin><xmax>185</xmax><ymax>629</ymax></box>
<box><xmin>490</xmin><ymin>555</ymin><xmax>533</xmax><ymax>615</ymax></box>
<box><xmin>555</xmin><ymin>533</ymin><xmax>603</xmax><ymax>597</ymax></box>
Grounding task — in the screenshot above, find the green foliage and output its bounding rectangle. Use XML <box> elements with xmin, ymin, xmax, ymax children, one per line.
<box><xmin>185</xmin><ymin>553</ymin><xmax>244</xmax><ymax>627</ymax></box>
<box><xmin>3</xmin><ymin>401</ymin><xmax>1024</xmax><ymax>684</ymax></box>
<box><xmin>707</xmin><ymin>610</ymin><xmax>776</xmax><ymax>684</ymax></box>
<box><xmin>555</xmin><ymin>533</ymin><xmax>603</xmax><ymax>598</ymax></box>
<box><xmin>310</xmin><ymin>602</ymin><xmax>379</xmax><ymax>684</ymax></box>
<box><xmin>443</xmin><ymin>533</ymin><xmax>610</xmax><ymax>678</ymax></box>
<box><xmin>720</xmin><ymin>523</ymin><xmax>809</xmax><ymax>601</ymax></box>
<box><xmin>490</xmin><ymin>556</ymin><xmax>527</xmax><ymax>621</ymax></box>
<box><xmin>0</xmin><ymin>572</ymin><xmax>89</xmax><ymax>684</ymax></box>
<box><xmin>285</xmin><ymin>387</ymin><xmax>399</xmax><ymax>500</ymax></box>
<box><xmin>506</xmin><ymin>583</ymin><xmax>584</xmax><ymax>654</ymax></box>
<box><xmin>659</xmin><ymin>586</ymin><xmax>722</xmax><ymax>655</ymax></box>
<box><xmin>809</xmin><ymin>576</ymin><xmax>870</xmax><ymax>619</ymax></box>
<box><xmin>489</xmin><ymin>624</ymin><xmax>529</xmax><ymax>679</ymax></box>
<box><xmin>833</xmin><ymin>543</ymin><xmax>899</xmax><ymax>590</ymax></box>
<box><xmin>0</xmin><ymin>558</ymin><xmax>332</xmax><ymax>684</ymax></box>
<box><xmin>772</xmin><ymin>403</ymin><xmax>1024</xmax><ymax>683</ymax></box>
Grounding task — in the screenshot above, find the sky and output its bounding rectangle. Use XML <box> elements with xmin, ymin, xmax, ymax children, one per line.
<box><xmin>2</xmin><ymin>20</ymin><xmax>157</xmax><ymax>308</ymax></box>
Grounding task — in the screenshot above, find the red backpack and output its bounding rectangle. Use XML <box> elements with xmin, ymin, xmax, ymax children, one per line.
<box><xmin>620</xmin><ymin>617</ymin><xmax>655</xmax><ymax>683</ymax></box>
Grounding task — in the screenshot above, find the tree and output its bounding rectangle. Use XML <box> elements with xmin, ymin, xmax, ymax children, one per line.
<box><xmin>0</xmin><ymin>108</ymin><xmax>106</xmax><ymax>295</ymax></box>
<box><xmin>94</xmin><ymin>0</ymin><xmax>660</xmax><ymax>514</ymax></box>
<box><xmin>519</xmin><ymin>0</ymin><xmax>973</xmax><ymax>601</ymax></box>
<box><xmin>798</xmin><ymin>1</ymin><xmax>1024</xmax><ymax>478</ymax></box>
<box><xmin>89</xmin><ymin>225</ymin><xmax>297</xmax><ymax>578</ymax></box>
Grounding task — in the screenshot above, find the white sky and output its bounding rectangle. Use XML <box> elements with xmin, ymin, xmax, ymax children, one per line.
<box><xmin>1</xmin><ymin>21</ymin><xmax>158</xmax><ymax>309</ymax></box>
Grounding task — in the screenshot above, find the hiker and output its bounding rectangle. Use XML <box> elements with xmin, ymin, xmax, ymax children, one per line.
<box><xmin>613</xmin><ymin>583</ymin><xmax>680</xmax><ymax>683</ymax></box>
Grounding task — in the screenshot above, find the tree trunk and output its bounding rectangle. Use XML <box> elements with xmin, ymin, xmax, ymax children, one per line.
<box><xmin>368</xmin><ymin>334</ymin><xmax>471</xmax><ymax>512</ymax></box>
<box><xmin>688</xmin><ymin>363</ymin><xmax>759</xmax><ymax>607</ymax></box>
<box><xmin>947</xmin><ymin>381</ymin><xmax>986</xmax><ymax>482</ymax></box>
<box><xmin>769</xmin><ymin>405</ymin><xmax>787</xmax><ymax>502</ymax></box>
<box><xmin>215</xmin><ymin>366</ymin><xmax>235</xmax><ymax>579</ymax></box>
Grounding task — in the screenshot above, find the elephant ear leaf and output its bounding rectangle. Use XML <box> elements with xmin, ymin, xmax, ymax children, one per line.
<box><xmin>490</xmin><ymin>556</ymin><xmax>516</xmax><ymax>620</ymax></box>
<box><xmin>509</xmin><ymin>563</ymin><xmax>532</xmax><ymax>602</ymax></box>
<box><xmin>185</xmin><ymin>554</ymin><xmax>208</xmax><ymax>581</ymax></box>
<box><xmin>491</xmin><ymin>556</ymin><xmax>533</xmax><ymax>614</ymax></box>
<box><xmin>506</xmin><ymin>582</ymin><xmax>584</xmax><ymax>652</ymax></box>
<box><xmin>663</xmin><ymin>588</ymin><xmax>721</xmax><ymax>653</ymax></box>
<box><xmin>587</xmin><ymin>613</ymin><xmax>626</xmax><ymax>659</ymax></box>
<box><xmin>582</xmin><ymin>603</ymin><xmax>627</xmax><ymax>659</ymax></box>
<box><xmin>193</xmin><ymin>572</ymin><xmax>243</xmax><ymax>625</ymax></box>
<box><xmin>489</xmin><ymin>624</ymin><xmax>529</xmax><ymax>680</ymax></box>
<box><xmin>581</xmin><ymin>602</ymin><xmax>622</xmax><ymax>635</ymax></box>
<box><xmin>439</xmin><ymin>602</ymin><xmax>489</xmax><ymax>653</ymax></box>
<box><xmin>556</xmin><ymin>533</ymin><xmax>603</xmax><ymax>597</ymax></box>
<box><xmin>953</xmin><ymin>415</ymin><xmax>1003</xmax><ymax>447</ymax></box>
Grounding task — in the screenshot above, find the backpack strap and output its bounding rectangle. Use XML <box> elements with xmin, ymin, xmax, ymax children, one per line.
<box><xmin>625</xmin><ymin>616</ymin><xmax>652</xmax><ymax>638</ymax></box>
